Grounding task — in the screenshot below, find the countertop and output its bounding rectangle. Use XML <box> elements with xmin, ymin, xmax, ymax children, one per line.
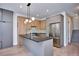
<box><xmin>19</xmin><ymin>34</ymin><xmax>52</xmax><ymax>42</ymax></box>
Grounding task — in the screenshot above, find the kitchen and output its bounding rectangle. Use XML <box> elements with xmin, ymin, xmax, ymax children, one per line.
<box><xmin>0</xmin><ymin>3</ymin><xmax>76</xmax><ymax>56</ymax></box>
<box><xmin>17</xmin><ymin>15</ymin><xmax>53</xmax><ymax>56</ymax></box>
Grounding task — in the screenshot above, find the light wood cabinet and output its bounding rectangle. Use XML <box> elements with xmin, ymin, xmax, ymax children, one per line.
<box><xmin>36</xmin><ymin>20</ymin><xmax>41</xmax><ymax>29</ymax></box>
<box><xmin>17</xmin><ymin>16</ymin><xmax>26</xmax><ymax>47</ymax></box>
<box><xmin>17</xmin><ymin>16</ymin><xmax>46</xmax><ymax>34</ymax></box>
<box><xmin>40</xmin><ymin>20</ymin><xmax>46</xmax><ymax>30</ymax></box>
<box><xmin>31</xmin><ymin>20</ymin><xmax>46</xmax><ymax>30</ymax></box>
<box><xmin>31</xmin><ymin>21</ymin><xmax>36</xmax><ymax>27</ymax></box>
<box><xmin>17</xmin><ymin>16</ymin><xmax>26</xmax><ymax>35</ymax></box>
<box><xmin>28</xmin><ymin>20</ymin><xmax>46</xmax><ymax>30</ymax></box>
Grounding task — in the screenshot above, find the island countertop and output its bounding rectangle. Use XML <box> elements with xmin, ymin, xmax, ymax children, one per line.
<box><xmin>19</xmin><ymin>33</ymin><xmax>52</xmax><ymax>42</ymax></box>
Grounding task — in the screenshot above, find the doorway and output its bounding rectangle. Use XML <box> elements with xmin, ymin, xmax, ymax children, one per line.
<box><xmin>68</xmin><ymin>16</ymin><xmax>73</xmax><ymax>44</ymax></box>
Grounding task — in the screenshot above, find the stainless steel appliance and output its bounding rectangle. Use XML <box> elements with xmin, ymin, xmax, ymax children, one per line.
<box><xmin>49</xmin><ymin>22</ymin><xmax>63</xmax><ymax>48</ymax></box>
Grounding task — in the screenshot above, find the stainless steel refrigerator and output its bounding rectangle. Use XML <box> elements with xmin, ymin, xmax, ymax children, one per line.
<box><xmin>49</xmin><ymin>22</ymin><xmax>63</xmax><ymax>48</ymax></box>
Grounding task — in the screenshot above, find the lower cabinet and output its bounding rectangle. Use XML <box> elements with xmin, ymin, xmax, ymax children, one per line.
<box><xmin>53</xmin><ymin>38</ymin><xmax>60</xmax><ymax>48</ymax></box>
<box><xmin>24</xmin><ymin>38</ymin><xmax>53</xmax><ymax>56</ymax></box>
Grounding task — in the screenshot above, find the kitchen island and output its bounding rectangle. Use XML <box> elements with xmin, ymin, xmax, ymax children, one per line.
<box><xmin>23</xmin><ymin>33</ymin><xmax>53</xmax><ymax>56</ymax></box>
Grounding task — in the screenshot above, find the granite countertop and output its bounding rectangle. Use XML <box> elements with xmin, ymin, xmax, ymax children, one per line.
<box><xmin>19</xmin><ymin>33</ymin><xmax>52</xmax><ymax>42</ymax></box>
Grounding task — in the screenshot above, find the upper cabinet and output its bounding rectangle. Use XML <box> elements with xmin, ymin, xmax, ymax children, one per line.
<box><xmin>17</xmin><ymin>16</ymin><xmax>46</xmax><ymax>34</ymax></box>
<box><xmin>17</xmin><ymin>16</ymin><xmax>26</xmax><ymax>35</ymax></box>
<box><xmin>40</xmin><ymin>20</ymin><xmax>46</xmax><ymax>30</ymax></box>
<box><xmin>26</xmin><ymin>20</ymin><xmax>46</xmax><ymax>30</ymax></box>
<box><xmin>34</xmin><ymin>20</ymin><xmax>41</xmax><ymax>29</ymax></box>
<box><xmin>31</xmin><ymin>20</ymin><xmax>36</xmax><ymax>27</ymax></box>
<box><xmin>2</xmin><ymin>9</ymin><xmax>13</xmax><ymax>22</ymax></box>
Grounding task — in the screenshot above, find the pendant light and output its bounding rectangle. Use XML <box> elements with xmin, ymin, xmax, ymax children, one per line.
<box><xmin>31</xmin><ymin>17</ymin><xmax>35</xmax><ymax>21</ymax></box>
<box><xmin>24</xmin><ymin>3</ymin><xmax>35</xmax><ymax>24</ymax></box>
<box><xmin>24</xmin><ymin>19</ymin><xmax>28</xmax><ymax>24</ymax></box>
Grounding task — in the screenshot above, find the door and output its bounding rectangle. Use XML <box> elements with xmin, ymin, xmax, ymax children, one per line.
<box><xmin>0</xmin><ymin>9</ymin><xmax>2</xmax><ymax>21</ymax></box>
<box><xmin>2</xmin><ymin>9</ymin><xmax>13</xmax><ymax>48</ymax></box>
<box><xmin>0</xmin><ymin>9</ymin><xmax>13</xmax><ymax>48</ymax></box>
<box><xmin>0</xmin><ymin>9</ymin><xmax>2</xmax><ymax>48</ymax></box>
<box><xmin>2</xmin><ymin>9</ymin><xmax>13</xmax><ymax>22</ymax></box>
<box><xmin>2</xmin><ymin>22</ymin><xmax>13</xmax><ymax>48</ymax></box>
<box><xmin>0</xmin><ymin>22</ymin><xmax>2</xmax><ymax>48</ymax></box>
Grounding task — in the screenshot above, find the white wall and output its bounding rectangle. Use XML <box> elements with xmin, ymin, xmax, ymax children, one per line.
<box><xmin>67</xmin><ymin>16</ymin><xmax>73</xmax><ymax>43</ymax></box>
<box><xmin>61</xmin><ymin>12</ymin><xmax>68</xmax><ymax>47</ymax></box>
<box><xmin>13</xmin><ymin>12</ymin><xmax>26</xmax><ymax>45</ymax></box>
<box><xmin>73</xmin><ymin>16</ymin><xmax>79</xmax><ymax>30</ymax></box>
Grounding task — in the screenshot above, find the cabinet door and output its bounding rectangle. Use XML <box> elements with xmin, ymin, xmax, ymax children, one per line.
<box><xmin>36</xmin><ymin>21</ymin><xmax>41</xmax><ymax>29</ymax></box>
<box><xmin>2</xmin><ymin>22</ymin><xmax>13</xmax><ymax>48</ymax></box>
<box><xmin>31</xmin><ymin>21</ymin><xmax>35</xmax><ymax>27</ymax></box>
<box><xmin>2</xmin><ymin>9</ymin><xmax>13</xmax><ymax>22</ymax></box>
<box><xmin>41</xmin><ymin>21</ymin><xmax>46</xmax><ymax>30</ymax></box>
<box><xmin>17</xmin><ymin>18</ymin><xmax>26</xmax><ymax>35</ymax></box>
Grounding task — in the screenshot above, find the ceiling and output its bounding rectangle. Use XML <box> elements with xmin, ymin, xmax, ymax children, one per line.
<box><xmin>0</xmin><ymin>3</ymin><xmax>79</xmax><ymax>19</ymax></box>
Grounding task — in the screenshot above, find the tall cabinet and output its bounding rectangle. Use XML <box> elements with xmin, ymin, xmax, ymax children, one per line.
<box><xmin>0</xmin><ymin>8</ymin><xmax>13</xmax><ymax>48</ymax></box>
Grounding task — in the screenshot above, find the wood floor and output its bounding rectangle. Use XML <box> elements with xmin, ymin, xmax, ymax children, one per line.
<box><xmin>53</xmin><ymin>43</ymin><xmax>79</xmax><ymax>56</ymax></box>
<box><xmin>0</xmin><ymin>43</ymin><xmax>79</xmax><ymax>56</ymax></box>
<box><xmin>0</xmin><ymin>46</ymin><xmax>33</xmax><ymax>56</ymax></box>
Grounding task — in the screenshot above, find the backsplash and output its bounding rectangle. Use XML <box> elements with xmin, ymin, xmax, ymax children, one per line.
<box><xmin>27</xmin><ymin>29</ymin><xmax>47</xmax><ymax>33</ymax></box>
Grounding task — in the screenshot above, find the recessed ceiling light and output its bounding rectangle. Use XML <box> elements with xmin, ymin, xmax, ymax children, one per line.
<box><xmin>20</xmin><ymin>5</ymin><xmax>22</xmax><ymax>8</ymax></box>
<box><xmin>46</xmin><ymin>9</ymin><xmax>49</xmax><ymax>12</ymax></box>
<box><xmin>36</xmin><ymin>14</ymin><xmax>39</xmax><ymax>17</ymax></box>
